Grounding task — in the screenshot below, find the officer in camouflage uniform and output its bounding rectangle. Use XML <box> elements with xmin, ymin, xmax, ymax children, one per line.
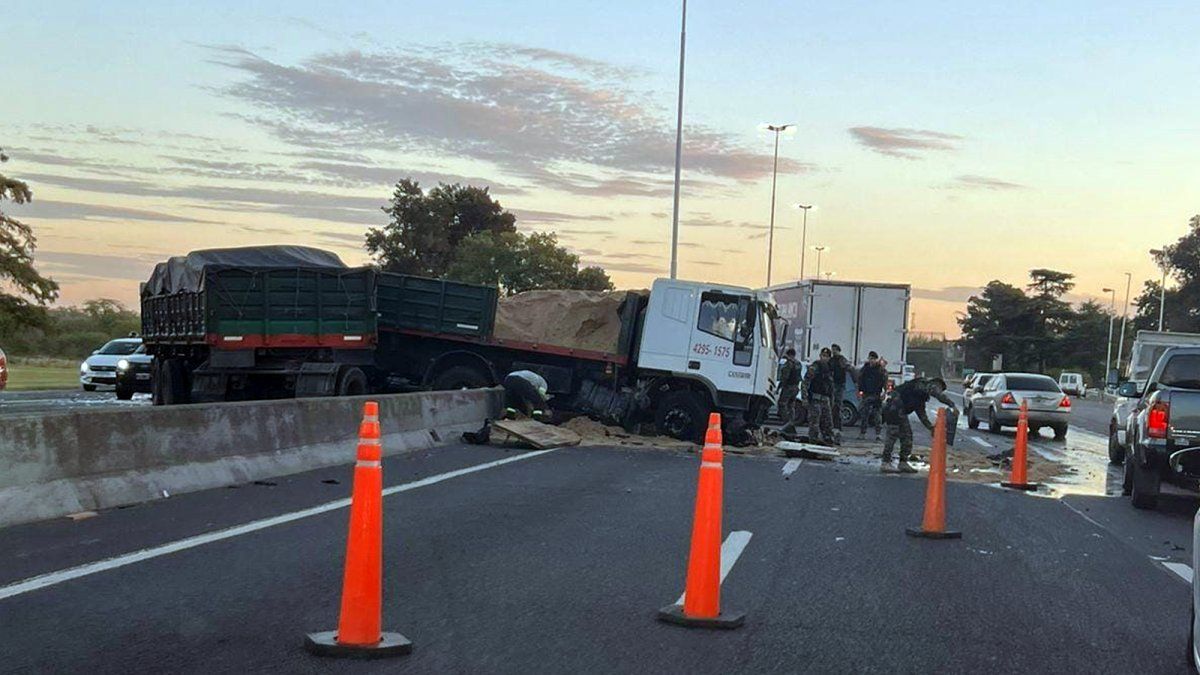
<box><xmin>828</xmin><ymin>344</ymin><xmax>857</xmax><ymax>442</ymax></box>
<box><xmin>803</xmin><ymin>347</ymin><xmax>837</xmax><ymax>445</ymax></box>
<box><xmin>881</xmin><ymin>376</ymin><xmax>956</xmax><ymax>473</ymax></box>
<box><xmin>777</xmin><ymin>348</ymin><xmax>803</xmax><ymax>435</ymax></box>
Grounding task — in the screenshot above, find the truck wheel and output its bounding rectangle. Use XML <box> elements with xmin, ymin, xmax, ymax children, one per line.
<box><xmin>1108</xmin><ymin>424</ymin><xmax>1125</xmax><ymax>464</ymax></box>
<box><xmin>160</xmin><ymin>359</ymin><xmax>190</xmax><ymax>405</ymax></box>
<box><xmin>151</xmin><ymin>359</ymin><xmax>164</xmax><ymax>405</ymax></box>
<box><xmin>1130</xmin><ymin>456</ymin><xmax>1161</xmax><ymax>510</ymax></box>
<box><xmin>840</xmin><ymin>401</ymin><xmax>858</xmax><ymax>427</ymax></box>
<box><xmin>655</xmin><ymin>391</ymin><xmax>709</xmax><ymax>443</ymax></box>
<box><xmin>336</xmin><ymin>367</ymin><xmax>368</xmax><ymax>396</ymax></box>
<box><xmin>988</xmin><ymin>407</ymin><xmax>1002</xmax><ymax>433</ymax></box>
<box><xmin>431</xmin><ymin>365</ymin><xmax>490</xmax><ymax>391</ymax></box>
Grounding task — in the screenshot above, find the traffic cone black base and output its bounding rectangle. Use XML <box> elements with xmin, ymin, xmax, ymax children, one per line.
<box><xmin>905</xmin><ymin>527</ymin><xmax>962</xmax><ymax>540</ymax></box>
<box><xmin>1000</xmin><ymin>481</ymin><xmax>1039</xmax><ymax>491</ymax></box>
<box><xmin>304</xmin><ymin>631</ymin><xmax>413</xmax><ymax>659</ymax></box>
<box><xmin>657</xmin><ymin>604</ymin><xmax>745</xmax><ymax>629</ymax></box>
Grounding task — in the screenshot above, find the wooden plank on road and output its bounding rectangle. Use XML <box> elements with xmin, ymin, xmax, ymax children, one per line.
<box><xmin>492</xmin><ymin>419</ymin><xmax>582</xmax><ymax>449</ymax></box>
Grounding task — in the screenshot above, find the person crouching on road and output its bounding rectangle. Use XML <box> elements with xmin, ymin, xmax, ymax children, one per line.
<box><xmin>803</xmin><ymin>348</ymin><xmax>837</xmax><ymax>445</ymax></box>
<box><xmin>828</xmin><ymin>344</ymin><xmax>857</xmax><ymax>443</ymax></box>
<box><xmin>777</xmin><ymin>347</ymin><xmax>803</xmax><ymax>436</ymax></box>
<box><xmin>503</xmin><ymin>370</ymin><xmax>551</xmax><ymax>420</ymax></box>
<box><xmin>857</xmin><ymin>351</ymin><xmax>887</xmax><ymax>440</ymax></box>
<box><xmin>881</xmin><ymin>376</ymin><xmax>956</xmax><ymax>473</ymax></box>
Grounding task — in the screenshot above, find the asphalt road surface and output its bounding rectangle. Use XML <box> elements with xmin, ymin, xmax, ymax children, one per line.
<box><xmin>1</xmin><ymin>437</ymin><xmax>1196</xmax><ymax>674</ymax></box>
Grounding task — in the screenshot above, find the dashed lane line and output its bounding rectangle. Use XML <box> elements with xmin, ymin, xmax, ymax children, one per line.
<box><xmin>782</xmin><ymin>459</ymin><xmax>803</xmax><ymax>477</ymax></box>
<box><xmin>676</xmin><ymin>531</ymin><xmax>754</xmax><ymax>605</ymax></box>
<box><xmin>1162</xmin><ymin>561</ymin><xmax>1194</xmax><ymax>584</ymax></box>
<box><xmin>0</xmin><ymin>449</ymin><xmax>561</xmax><ymax>602</ymax></box>
<box><xmin>969</xmin><ymin>437</ymin><xmax>993</xmax><ymax>448</ymax></box>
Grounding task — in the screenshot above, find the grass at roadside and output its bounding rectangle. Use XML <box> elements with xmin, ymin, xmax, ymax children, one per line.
<box><xmin>3</xmin><ymin>357</ymin><xmax>80</xmax><ymax>391</ymax></box>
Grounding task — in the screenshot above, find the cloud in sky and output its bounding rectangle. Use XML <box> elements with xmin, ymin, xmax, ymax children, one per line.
<box><xmin>208</xmin><ymin>44</ymin><xmax>814</xmax><ymax>195</ymax></box>
<box><xmin>848</xmin><ymin>126</ymin><xmax>963</xmax><ymax>159</ymax></box>
<box><xmin>11</xmin><ymin>199</ymin><xmax>214</xmax><ymax>224</ymax></box>
<box><xmin>945</xmin><ymin>174</ymin><xmax>1027</xmax><ymax>191</ymax></box>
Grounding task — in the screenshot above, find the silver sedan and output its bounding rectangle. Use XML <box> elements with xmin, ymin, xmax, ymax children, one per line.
<box><xmin>966</xmin><ymin>372</ymin><xmax>1071</xmax><ymax>440</ymax></box>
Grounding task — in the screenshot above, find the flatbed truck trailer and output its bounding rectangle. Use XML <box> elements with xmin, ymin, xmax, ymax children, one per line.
<box><xmin>141</xmin><ymin>247</ymin><xmax>781</xmax><ymax>441</ymax></box>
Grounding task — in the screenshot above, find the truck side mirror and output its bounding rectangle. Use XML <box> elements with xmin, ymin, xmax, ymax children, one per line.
<box><xmin>1117</xmin><ymin>381</ymin><xmax>1142</xmax><ymax>398</ymax></box>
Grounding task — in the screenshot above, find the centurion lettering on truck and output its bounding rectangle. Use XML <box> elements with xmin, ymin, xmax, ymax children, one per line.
<box><xmin>141</xmin><ymin>246</ymin><xmax>781</xmax><ymax>442</ymax></box>
<box><xmin>765</xmin><ymin>279</ymin><xmax>910</xmax><ymax>378</ymax></box>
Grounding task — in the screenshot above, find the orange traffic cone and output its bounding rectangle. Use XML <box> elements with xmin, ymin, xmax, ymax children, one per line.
<box><xmin>1002</xmin><ymin>400</ymin><xmax>1039</xmax><ymax>491</ymax></box>
<box><xmin>658</xmin><ymin>413</ymin><xmax>745</xmax><ymax>629</ymax></box>
<box><xmin>906</xmin><ymin>408</ymin><xmax>962</xmax><ymax>540</ymax></box>
<box><xmin>305</xmin><ymin>401</ymin><xmax>412</xmax><ymax>658</ymax></box>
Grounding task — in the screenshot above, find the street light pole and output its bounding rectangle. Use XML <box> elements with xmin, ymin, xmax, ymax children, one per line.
<box><xmin>1103</xmin><ymin>287</ymin><xmax>1116</xmax><ymax>387</ymax></box>
<box><xmin>795</xmin><ymin>204</ymin><xmax>812</xmax><ymax>279</ymax></box>
<box><xmin>763</xmin><ymin>123</ymin><xmax>793</xmax><ymax>286</ymax></box>
<box><xmin>1150</xmin><ymin>249</ymin><xmax>1169</xmax><ymax>331</ymax></box>
<box><xmin>668</xmin><ymin>0</ymin><xmax>687</xmax><ymax>280</ymax></box>
<box><xmin>1116</xmin><ymin>272</ymin><xmax>1132</xmax><ymax>377</ymax></box>
<box><xmin>814</xmin><ymin>246</ymin><xmax>826</xmax><ymax>279</ymax></box>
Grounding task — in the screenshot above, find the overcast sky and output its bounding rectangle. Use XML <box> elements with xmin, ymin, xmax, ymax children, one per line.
<box><xmin>3</xmin><ymin>1</ymin><xmax>1198</xmax><ymax>334</ymax></box>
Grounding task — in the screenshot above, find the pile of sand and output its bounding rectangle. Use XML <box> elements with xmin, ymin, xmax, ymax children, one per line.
<box><xmin>559</xmin><ymin>415</ymin><xmax>695</xmax><ymax>449</ymax></box>
<box><xmin>494</xmin><ymin>290</ymin><xmax>643</xmax><ymax>353</ymax></box>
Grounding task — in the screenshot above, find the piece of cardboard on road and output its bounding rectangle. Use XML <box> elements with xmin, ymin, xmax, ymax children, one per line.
<box><xmin>776</xmin><ymin>440</ymin><xmax>840</xmax><ymax>460</ymax></box>
<box><xmin>491</xmin><ymin>419</ymin><xmax>581</xmax><ymax>449</ymax></box>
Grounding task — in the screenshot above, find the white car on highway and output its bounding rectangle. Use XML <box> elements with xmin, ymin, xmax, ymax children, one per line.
<box><xmin>80</xmin><ymin>338</ymin><xmax>142</xmax><ymax>391</ymax></box>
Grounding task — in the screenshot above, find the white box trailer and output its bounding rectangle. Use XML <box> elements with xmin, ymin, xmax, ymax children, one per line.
<box><xmin>766</xmin><ymin>279</ymin><xmax>910</xmax><ymax>377</ymax></box>
<box><xmin>1125</xmin><ymin>330</ymin><xmax>1200</xmax><ymax>383</ymax></box>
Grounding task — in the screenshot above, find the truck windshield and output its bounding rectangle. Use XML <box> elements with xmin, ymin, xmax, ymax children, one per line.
<box><xmin>760</xmin><ymin>302</ymin><xmax>779</xmax><ymax>356</ymax></box>
<box><xmin>1159</xmin><ymin>354</ymin><xmax>1200</xmax><ymax>389</ymax></box>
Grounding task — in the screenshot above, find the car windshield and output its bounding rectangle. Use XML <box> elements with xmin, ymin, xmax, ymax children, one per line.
<box><xmin>98</xmin><ymin>341</ymin><xmax>140</xmax><ymax>356</ymax></box>
<box><xmin>1007</xmin><ymin>375</ymin><xmax>1061</xmax><ymax>392</ymax></box>
<box><xmin>1159</xmin><ymin>354</ymin><xmax>1200</xmax><ymax>389</ymax></box>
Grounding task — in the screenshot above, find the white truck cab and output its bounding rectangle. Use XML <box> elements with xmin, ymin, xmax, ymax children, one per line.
<box><xmin>636</xmin><ymin>279</ymin><xmax>779</xmax><ymax>431</ymax></box>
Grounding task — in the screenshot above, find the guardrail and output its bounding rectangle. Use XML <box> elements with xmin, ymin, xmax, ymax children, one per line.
<box><xmin>0</xmin><ymin>388</ymin><xmax>502</xmax><ymax>528</ymax></box>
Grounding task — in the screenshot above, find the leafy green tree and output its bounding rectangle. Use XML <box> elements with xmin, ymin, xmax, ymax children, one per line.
<box><xmin>446</xmin><ymin>230</ymin><xmax>612</xmax><ymax>295</ymax></box>
<box><xmin>1026</xmin><ymin>268</ymin><xmax>1075</xmax><ymax>371</ymax></box>
<box><xmin>958</xmin><ymin>281</ymin><xmax>1039</xmax><ymax>371</ymax></box>
<box><xmin>1132</xmin><ymin>216</ymin><xmax>1200</xmax><ymax>333</ymax></box>
<box><xmin>366</xmin><ymin>179</ymin><xmax>517</xmax><ymax>277</ymax></box>
<box><xmin>0</xmin><ymin>148</ymin><xmax>59</xmax><ymax>331</ymax></box>
<box><xmin>1057</xmin><ymin>299</ymin><xmax>1111</xmax><ymax>382</ymax></box>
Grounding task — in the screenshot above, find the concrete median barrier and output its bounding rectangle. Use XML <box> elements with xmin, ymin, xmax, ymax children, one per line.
<box><xmin>0</xmin><ymin>388</ymin><xmax>503</xmax><ymax>528</ymax></box>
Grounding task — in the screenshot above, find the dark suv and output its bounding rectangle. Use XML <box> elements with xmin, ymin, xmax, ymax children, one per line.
<box><xmin>1123</xmin><ymin>346</ymin><xmax>1200</xmax><ymax>509</ymax></box>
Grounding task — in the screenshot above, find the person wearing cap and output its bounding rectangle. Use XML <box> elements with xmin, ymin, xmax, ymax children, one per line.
<box><xmin>503</xmin><ymin>369</ymin><xmax>551</xmax><ymax>420</ymax></box>
<box><xmin>777</xmin><ymin>347</ymin><xmax>803</xmax><ymax>435</ymax></box>
<box><xmin>857</xmin><ymin>351</ymin><xmax>888</xmax><ymax>440</ymax></box>
<box><xmin>828</xmin><ymin>344</ymin><xmax>857</xmax><ymax>442</ymax></box>
<box><xmin>880</xmin><ymin>376</ymin><xmax>956</xmax><ymax>473</ymax></box>
<box><xmin>802</xmin><ymin>347</ymin><xmax>837</xmax><ymax>445</ymax></box>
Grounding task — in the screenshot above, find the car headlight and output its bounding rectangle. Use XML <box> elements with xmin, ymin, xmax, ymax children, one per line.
<box><xmin>117</xmin><ymin>359</ymin><xmax>130</xmax><ymax>371</ymax></box>
<box><xmin>80</xmin><ymin>362</ymin><xmax>88</xmax><ymax>374</ymax></box>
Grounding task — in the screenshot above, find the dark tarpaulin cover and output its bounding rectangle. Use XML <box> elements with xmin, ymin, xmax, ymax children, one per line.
<box><xmin>141</xmin><ymin>246</ymin><xmax>347</xmax><ymax>296</ymax></box>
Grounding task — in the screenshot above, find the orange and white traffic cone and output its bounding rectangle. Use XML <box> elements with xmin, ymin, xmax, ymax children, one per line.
<box><xmin>305</xmin><ymin>401</ymin><xmax>412</xmax><ymax>658</ymax></box>
<box><xmin>658</xmin><ymin>413</ymin><xmax>745</xmax><ymax>629</ymax></box>
<box><xmin>905</xmin><ymin>408</ymin><xmax>962</xmax><ymax>540</ymax></box>
<box><xmin>1002</xmin><ymin>400</ymin><xmax>1039</xmax><ymax>491</ymax></box>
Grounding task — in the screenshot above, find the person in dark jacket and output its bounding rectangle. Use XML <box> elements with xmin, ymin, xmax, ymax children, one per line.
<box><xmin>777</xmin><ymin>348</ymin><xmax>803</xmax><ymax>434</ymax></box>
<box><xmin>803</xmin><ymin>348</ymin><xmax>836</xmax><ymax>445</ymax></box>
<box><xmin>857</xmin><ymin>351</ymin><xmax>888</xmax><ymax>439</ymax></box>
<box><xmin>829</xmin><ymin>344</ymin><xmax>857</xmax><ymax>441</ymax></box>
<box><xmin>881</xmin><ymin>376</ymin><xmax>956</xmax><ymax>473</ymax></box>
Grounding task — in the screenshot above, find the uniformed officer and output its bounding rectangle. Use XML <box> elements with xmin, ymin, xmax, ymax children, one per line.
<box><xmin>777</xmin><ymin>348</ymin><xmax>803</xmax><ymax>435</ymax></box>
<box><xmin>881</xmin><ymin>376</ymin><xmax>956</xmax><ymax>473</ymax></box>
<box><xmin>803</xmin><ymin>347</ymin><xmax>837</xmax><ymax>445</ymax></box>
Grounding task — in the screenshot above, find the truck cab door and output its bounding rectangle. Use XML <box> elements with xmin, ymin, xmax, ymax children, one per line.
<box><xmin>687</xmin><ymin>291</ymin><xmax>756</xmax><ymax>396</ymax></box>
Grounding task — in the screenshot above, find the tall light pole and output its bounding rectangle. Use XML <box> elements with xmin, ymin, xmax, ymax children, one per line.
<box><xmin>795</xmin><ymin>203</ymin><xmax>813</xmax><ymax>279</ymax></box>
<box><xmin>1116</xmin><ymin>272</ymin><xmax>1132</xmax><ymax>378</ymax></box>
<box><xmin>668</xmin><ymin>0</ymin><xmax>687</xmax><ymax>280</ymax></box>
<box><xmin>763</xmin><ymin>123</ymin><xmax>794</xmax><ymax>286</ymax></box>
<box><xmin>1151</xmin><ymin>248</ymin><xmax>1168</xmax><ymax>331</ymax></box>
<box><xmin>813</xmin><ymin>245</ymin><xmax>827</xmax><ymax>280</ymax></box>
<box><xmin>1103</xmin><ymin>287</ymin><xmax>1116</xmax><ymax>387</ymax></box>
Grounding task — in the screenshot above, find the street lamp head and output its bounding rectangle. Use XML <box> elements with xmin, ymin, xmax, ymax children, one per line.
<box><xmin>794</xmin><ymin>203</ymin><xmax>813</xmax><ymax>211</ymax></box>
<box><xmin>1102</xmin><ymin>287</ymin><xmax>1114</xmax><ymax>293</ymax></box>
<box><xmin>813</xmin><ymin>245</ymin><xmax>828</xmax><ymax>252</ymax></box>
<box><xmin>762</xmin><ymin>123</ymin><xmax>796</xmax><ymax>133</ymax></box>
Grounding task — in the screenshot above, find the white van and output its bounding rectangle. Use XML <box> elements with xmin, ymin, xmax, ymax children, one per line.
<box><xmin>1058</xmin><ymin>372</ymin><xmax>1087</xmax><ymax>398</ymax></box>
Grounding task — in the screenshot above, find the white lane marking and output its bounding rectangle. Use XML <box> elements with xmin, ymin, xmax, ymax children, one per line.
<box><xmin>676</xmin><ymin>530</ymin><xmax>754</xmax><ymax>605</ymax></box>
<box><xmin>1163</xmin><ymin>562</ymin><xmax>1194</xmax><ymax>584</ymax></box>
<box><xmin>0</xmin><ymin>449</ymin><xmax>559</xmax><ymax>601</ymax></box>
<box><xmin>970</xmin><ymin>437</ymin><xmax>993</xmax><ymax>448</ymax></box>
<box><xmin>782</xmin><ymin>459</ymin><xmax>803</xmax><ymax>477</ymax></box>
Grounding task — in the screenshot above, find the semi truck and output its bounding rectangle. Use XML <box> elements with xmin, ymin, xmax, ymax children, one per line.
<box><xmin>140</xmin><ymin>246</ymin><xmax>781</xmax><ymax>441</ymax></box>
<box><xmin>766</xmin><ymin>279</ymin><xmax>910</xmax><ymax>377</ymax></box>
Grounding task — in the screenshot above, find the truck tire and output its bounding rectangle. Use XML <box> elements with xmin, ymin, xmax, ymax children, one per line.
<box><xmin>1108</xmin><ymin>424</ymin><xmax>1125</xmax><ymax>464</ymax></box>
<box><xmin>1130</xmin><ymin>456</ymin><xmax>1161</xmax><ymax>510</ymax></box>
<box><xmin>430</xmin><ymin>365</ymin><xmax>490</xmax><ymax>391</ymax></box>
<box><xmin>336</xmin><ymin>367</ymin><xmax>368</xmax><ymax>396</ymax></box>
<box><xmin>655</xmin><ymin>390</ymin><xmax>709</xmax><ymax>443</ymax></box>
<box><xmin>840</xmin><ymin>401</ymin><xmax>859</xmax><ymax>427</ymax></box>
<box><xmin>160</xmin><ymin>358</ymin><xmax>190</xmax><ymax>406</ymax></box>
